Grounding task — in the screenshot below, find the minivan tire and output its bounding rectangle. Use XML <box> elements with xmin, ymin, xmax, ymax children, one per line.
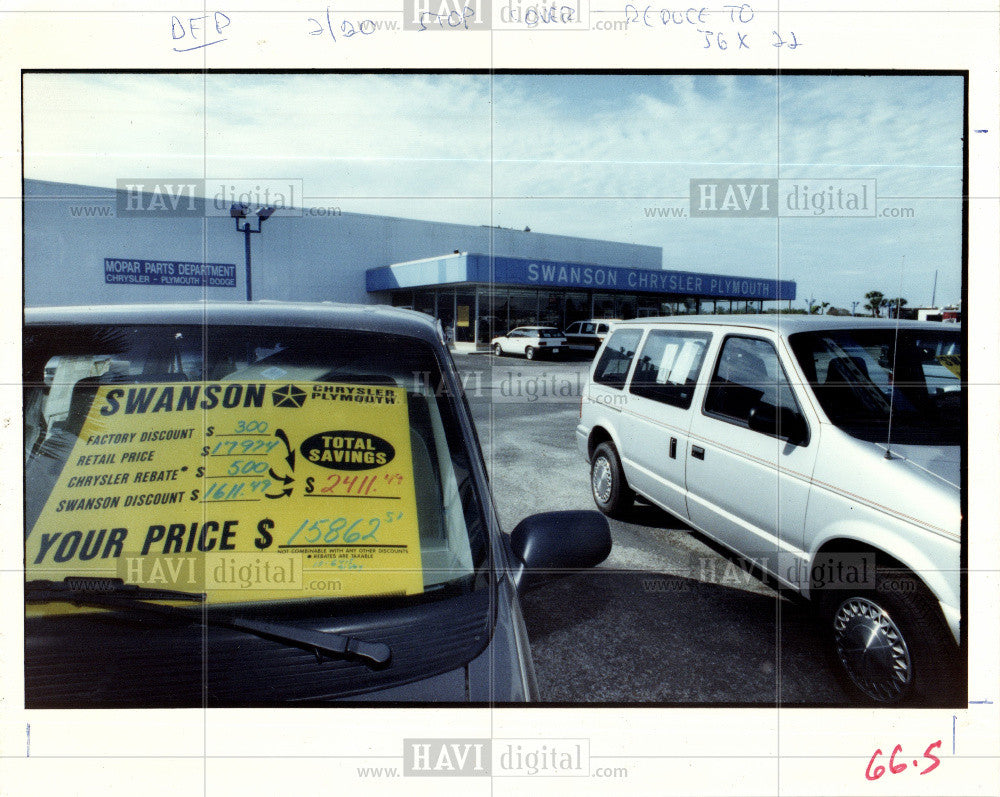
<box><xmin>590</xmin><ymin>442</ymin><xmax>633</xmax><ymax>517</ymax></box>
<box><xmin>819</xmin><ymin>568</ymin><xmax>961</xmax><ymax>706</ymax></box>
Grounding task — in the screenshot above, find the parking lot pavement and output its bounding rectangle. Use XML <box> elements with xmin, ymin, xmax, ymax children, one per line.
<box><xmin>455</xmin><ymin>351</ymin><xmax>849</xmax><ymax>704</ymax></box>
<box><xmin>520</xmin><ymin>571</ymin><xmax>847</xmax><ymax>704</ymax></box>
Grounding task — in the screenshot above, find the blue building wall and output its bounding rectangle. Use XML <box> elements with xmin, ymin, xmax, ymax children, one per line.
<box><xmin>24</xmin><ymin>180</ymin><xmax>663</xmax><ymax>307</ymax></box>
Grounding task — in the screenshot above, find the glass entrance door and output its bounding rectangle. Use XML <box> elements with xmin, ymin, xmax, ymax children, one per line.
<box><xmin>454</xmin><ymin>291</ymin><xmax>475</xmax><ymax>343</ymax></box>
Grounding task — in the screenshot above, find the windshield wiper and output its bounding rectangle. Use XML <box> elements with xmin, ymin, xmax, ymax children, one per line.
<box><xmin>25</xmin><ymin>577</ymin><xmax>391</xmax><ymax>668</ymax></box>
<box><xmin>224</xmin><ymin>616</ymin><xmax>391</xmax><ymax>667</ymax></box>
<box><xmin>25</xmin><ymin>577</ymin><xmax>205</xmax><ymax>603</ymax></box>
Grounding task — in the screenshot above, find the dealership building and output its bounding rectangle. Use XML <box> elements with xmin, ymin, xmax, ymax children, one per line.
<box><xmin>25</xmin><ymin>179</ymin><xmax>795</xmax><ymax>344</ymax></box>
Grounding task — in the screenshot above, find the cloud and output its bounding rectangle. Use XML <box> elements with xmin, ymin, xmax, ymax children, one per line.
<box><xmin>22</xmin><ymin>72</ymin><xmax>964</xmax><ymax>307</ymax></box>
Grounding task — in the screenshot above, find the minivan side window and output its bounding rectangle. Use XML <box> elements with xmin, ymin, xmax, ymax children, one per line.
<box><xmin>593</xmin><ymin>329</ymin><xmax>643</xmax><ymax>390</ymax></box>
<box><xmin>630</xmin><ymin>330</ymin><xmax>711</xmax><ymax>409</ymax></box>
<box><xmin>704</xmin><ymin>336</ymin><xmax>802</xmax><ymax>430</ymax></box>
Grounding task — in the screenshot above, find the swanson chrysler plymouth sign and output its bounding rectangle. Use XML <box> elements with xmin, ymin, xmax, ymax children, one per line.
<box><xmin>365</xmin><ymin>253</ymin><xmax>796</xmax><ymax>301</ymax></box>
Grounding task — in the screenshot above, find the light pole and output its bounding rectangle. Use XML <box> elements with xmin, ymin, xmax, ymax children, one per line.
<box><xmin>231</xmin><ymin>203</ymin><xmax>275</xmax><ymax>302</ymax></box>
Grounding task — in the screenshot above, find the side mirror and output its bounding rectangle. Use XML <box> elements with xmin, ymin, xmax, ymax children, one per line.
<box><xmin>748</xmin><ymin>403</ymin><xmax>808</xmax><ymax>445</ymax></box>
<box><xmin>509</xmin><ymin>510</ymin><xmax>611</xmax><ymax>592</ymax></box>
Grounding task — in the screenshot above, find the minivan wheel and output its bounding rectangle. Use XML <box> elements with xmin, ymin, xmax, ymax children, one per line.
<box><xmin>493</xmin><ymin>343</ymin><xmax>503</xmax><ymax>357</ymax></box>
<box><xmin>525</xmin><ymin>346</ymin><xmax>535</xmax><ymax>360</ymax></box>
<box><xmin>590</xmin><ymin>442</ymin><xmax>633</xmax><ymax>517</ymax></box>
<box><xmin>821</xmin><ymin>568</ymin><xmax>959</xmax><ymax>705</ymax></box>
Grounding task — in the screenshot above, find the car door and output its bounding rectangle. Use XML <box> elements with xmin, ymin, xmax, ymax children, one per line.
<box><xmin>564</xmin><ymin>322</ymin><xmax>581</xmax><ymax>348</ymax></box>
<box><xmin>685</xmin><ymin>334</ymin><xmax>818</xmax><ymax>585</ymax></box>
<box><xmin>618</xmin><ymin>328</ymin><xmax>712</xmax><ymax>520</ymax></box>
<box><xmin>572</xmin><ymin>321</ymin><xmax>594</xmax><ymax>350</ymax></box>
<box><xmin>501</xmin><ymin>329</ymin><xmax>521</xmax><ymax>354</ymax></box>
<box><xmin>594</xmin><ymin>323</ymin><xmax>610</xmax><ymax>351</ymax></box>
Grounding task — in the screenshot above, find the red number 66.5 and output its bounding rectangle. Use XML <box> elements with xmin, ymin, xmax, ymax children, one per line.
<box><xmin>866</xmin><ymin>740</ymin><xmax>942</xmax><ymax>781</ymax></box>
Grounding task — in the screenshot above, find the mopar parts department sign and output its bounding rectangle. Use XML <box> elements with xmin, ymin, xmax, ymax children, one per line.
<box><xmin>104</xmin><ymin>258</ymin><xmax>237</xmax><ymax>287</ymax></box>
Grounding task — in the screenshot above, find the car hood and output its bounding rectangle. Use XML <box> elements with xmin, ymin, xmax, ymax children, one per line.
<box><xmin>341</xmin><ymin>663</ymin><xmax>470</xmax><ymax>701</ymax></box>
<box><xmin>872</xmin><ymin>441</ymin><xmax>961</xmax><ymax>489</ymax></box>
<box><xmin>811</xmin><ymin>428</ymin><xmax>961</xmax><ymax>542</ymax></box>
<box><xmin>25</xmin><ymin>587</ymin><xmax>502</xmax><ymax>707</ymax></box>
<box><xmin>341</xmin><ymin>577</ymin><xmax>533</xmax><ymax>703</ymax></box>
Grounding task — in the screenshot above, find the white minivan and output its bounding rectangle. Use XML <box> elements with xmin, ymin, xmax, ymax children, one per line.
<box><xmin>577</xmin><ymin>315</ymin><xmax>963</xmax><ymax>705</ymax></box>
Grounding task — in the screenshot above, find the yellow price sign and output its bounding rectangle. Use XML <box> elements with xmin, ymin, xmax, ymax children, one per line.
<box><xmin>935</xmin><ymin>354</ymin><xmax>961</xmax><ymax>378</ymax></box>
<box><xmin>26</xmin><ymin>381</ymin><xmax>424</xmax><ymax>607</ymax></box>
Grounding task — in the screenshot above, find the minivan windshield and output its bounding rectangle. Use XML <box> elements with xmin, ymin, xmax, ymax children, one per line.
<box><xmin>24</xmin><ymin>324</ymin><xmax>489</xmax><ymax>612</ymax></box>
<box><xmin>789</xmin><ymin>328</ymin><xmax>962</xmax><ymax>445</ymax></box>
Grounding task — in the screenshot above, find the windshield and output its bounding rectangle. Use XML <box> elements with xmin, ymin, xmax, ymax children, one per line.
<box><xmin>789</xmin><ymin>328</ymin><xmax>962</xmax><ymax>445</ymax></box>
<box><xmin>24</xmin><ymin>324</ymin><xmax>489</xmax><ymax>613</ymax></box>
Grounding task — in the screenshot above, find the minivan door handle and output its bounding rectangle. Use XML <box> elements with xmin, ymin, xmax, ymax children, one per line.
<box><xmin>669</xmin><ymin>437</ymin><xmax>677</xmax><ymax>459</ymax></box>
<box><xmin>691</xmin><ymin>445</ymin><xmax>705</xmax><ymax>460</ymax></box>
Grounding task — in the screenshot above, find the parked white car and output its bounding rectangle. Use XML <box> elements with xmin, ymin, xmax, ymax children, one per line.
<box><xmin>491</xmin><ymin>326</ymin><xmax>567</xmax><ymax>360</ymax></box>
<box><xmin>577</xmin><ymin>315</ymin><xmax>963</xmax><ymax>705</ymax></box>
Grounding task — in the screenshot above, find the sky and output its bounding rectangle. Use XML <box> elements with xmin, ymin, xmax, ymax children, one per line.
<box><xmin>22</xmin><ymin>72</ymin><xmax>965</xmax><ymax>310</ymax></box>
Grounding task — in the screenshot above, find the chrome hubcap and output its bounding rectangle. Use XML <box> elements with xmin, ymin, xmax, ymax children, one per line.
<box><xmin>833</xmin><ymin>597</ymin><xmax>912</xmax><ymax>702</ymax></box>
<box><xmin>592</xmin><ymin>456</ymin><xmax>613</xmax><ymax>504</ymax></box>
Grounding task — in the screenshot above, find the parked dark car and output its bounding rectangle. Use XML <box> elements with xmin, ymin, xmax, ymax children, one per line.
<box><xmin>23</xmin><ymin>302</ymin><xmax>611</xmax><ymax>706</ymax></box>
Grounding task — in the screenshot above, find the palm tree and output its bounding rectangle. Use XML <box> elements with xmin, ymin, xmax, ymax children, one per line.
<box><xmin>864</xmin><ymin>291</ymin><xmax>887</xmax><ymax>318</ymax></box>
<box><xmin>887</xmin><ymin>297</ymin><xmax>908</xmax><ymax>318</ymax></box>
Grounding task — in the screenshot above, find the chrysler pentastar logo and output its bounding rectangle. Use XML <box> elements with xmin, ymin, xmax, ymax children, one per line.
<box><xmin>272</xmin><ymin>384</ymin><xmax>306</xmax><ymax>408</ymax></box>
